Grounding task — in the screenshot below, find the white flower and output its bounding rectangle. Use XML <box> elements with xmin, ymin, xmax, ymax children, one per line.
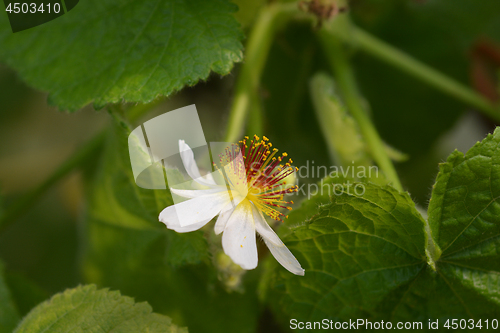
<box><xmin>159</xmin><ymin>136</ymin><xmax>304</xmax><ymax>275</ymax></box>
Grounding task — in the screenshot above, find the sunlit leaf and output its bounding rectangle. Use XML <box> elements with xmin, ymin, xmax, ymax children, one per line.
<box><xmin>0</xmin><ymin>0</ymin><xmax>243</xmax><ymax>111</ymax></box>
<box><xmin>14</xmin><ymin>285</ymin><xmax>187</xmax><ymax>333</ymax></box>
<box><xmin>266</xmin><ymin>153</ymin><xmax>500</xmax><ymax>330</ymax></box>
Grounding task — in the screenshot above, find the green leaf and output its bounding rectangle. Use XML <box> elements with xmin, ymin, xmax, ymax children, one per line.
<box><xmin>14</xmin><ymin>285</ymin><xmax>187</xmax><ymax>333</ymax></box>
<box><xmin>309</xmin><ymin>72</ymin><xmax>370</xmax><ymax>167</ymax></box>
<box><xmin>266</xmin><ymin>129</ymin><xmax>500</xmax><ymax>328</ymax></box>
<box><xmin>0</xmin><ymin>0</ymin><xmax>243</xmax><ymax>111</ymax></box>
<box><xmin>83</xmin><ymin>122</ymin><xmax>259</xmax><ymax>333</ymax></box>
<box><xmin>265</xmin><ymin>183</ymin><xmax>427</xmax><ymax>323</ymax></box>
<box><xmin>284</xmin><ymin>176</ymin><xmax>353</xmax><ymax>232</ymax></box>
<box><xmin>428</xmin><ymin>127</ymin><xmax>500</xmax><ymax>257</ymax></box>
<box><xmin>425</xmin><ymin>127</ymin><xmax>500</xmax><ymax>312</ymax></box>
<box><xmin>0</xmin><ymin>261</ymin><xmax>20</xmax><ymax>333</ymax></box>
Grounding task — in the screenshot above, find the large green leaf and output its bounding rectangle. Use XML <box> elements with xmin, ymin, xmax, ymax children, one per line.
<box><xmin>0</xmin><ymin>261</ymin><xmax>20</xmax><ymax>333</ymax></box>
<box><xmin>428</xmin><ymin>128</ymin><xmax>500</xmax><ymax>257</ymax></box>
<box><xmin>425</xmin><ymin>127</ymin><xmax>500</xmax><ymax>315</ymax></box>
<box><xmin>0</xmin><ymin>0</ymin><xmax>243</xmax><ymax>111</ymax></box>
<box><xmin>83</xmin><ymin>121</ymin><xmax>259</xmax><ymax>333</ymax></box>
<box><xmin>265</xmin><ymin>183</ymin><xmax>427</xmax><ymax>325</ymax></box>
<box><xmin>265</xmin><ymin>141</ymin><xmax>500</xmax><ymax>331</ymax></box>
<box><xmin>14</xmin><ymin>285</ymin><xmax>187</xmax><ymax>333</ymax></box>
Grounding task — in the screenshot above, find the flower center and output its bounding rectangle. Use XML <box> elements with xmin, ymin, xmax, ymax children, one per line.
<box><xmin>216</xmin><ymin>135</ymin><xmax>298</xmax><ymax>221</ymax></box>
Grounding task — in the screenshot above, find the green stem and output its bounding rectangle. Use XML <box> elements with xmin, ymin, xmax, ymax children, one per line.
<box><xmin>0</xmin><ymin>99</ymin><xmax>164</xmax><ymax>233</ymax></box>
<box><xmin>319</xmin><ymin>34</ymin><xmax>403</xmax><ymax>191</ymax></box>
<box><xmin>224</xmin><ymin>3</ymin><xmax>299</xmax><ymax>142</ymax></box>
<box><xmin>246</xmin><ymin>89</ymin><xmax>264</xmax><ymax>137</ymax></box>
<box><xmin>0</xmin><ymin>132</ymin><xmax>105</xmax><ymax>233</ymax></box>
<box><xmin>323</xmin><ymin>19</ymin><xmax>500</xmax><ymax>122</ymax></box>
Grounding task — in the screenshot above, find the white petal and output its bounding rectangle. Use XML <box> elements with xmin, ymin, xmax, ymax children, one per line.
<box><xmin>203</xmin><ymin>172</ymin><xmax>216</xmax><ymax>184</ymax></box>
<box><xmin>264</xmin><ymin>239</ymin><xmax>305</xmax><ymax>276</ymax></box>
<box><xmin>214</xmin><ymin>204</ymin><xmax>235</xmax><ymax>235</ymax></box>
<box><xmin>252</xmin><ymin>205</ymin><xmax>283</xmax><ymax>246</ymax></box>
<box><xmin>179</xmin><ymin>140</ymin><xmax>216</xmax><ymax>187</ymax></box>
<box><xmin>158</xmin><ymin>205</ymin><xmax>212</xmax><ymax>233</ymax></box>
<box><xmin>251</xmin><ymin>205</ymin><xmax>305</xmax><ymax>276</ymax></box>
<box><xmin>159</xmin><ymin>191</ymin><xmax>229</xmax><ymax>228</ymax></box>
<box><xmin>172</xmin><ymin>221</ymin><xmax>209</xmax><ymax>233</ymax></box>
<box><xmin>170</xmin><ymin>187</ymin><xmax>225</xmax><ymax>199</ymax></box>
<box><xmin>222</xmin><ymin>201</ymin><xmax>258</xmax><ymax>270</ymax></box>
